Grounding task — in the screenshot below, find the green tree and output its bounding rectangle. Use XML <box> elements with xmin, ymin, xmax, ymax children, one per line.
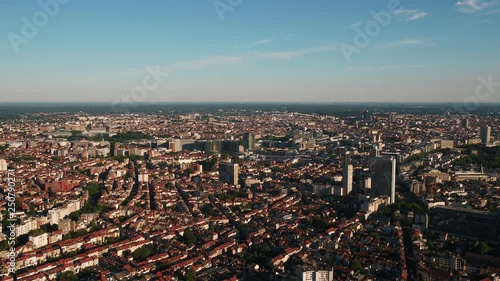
<box><xmin>184</xmin><ymin>267</ymin><xmax>196</xmax><ymax>281</ymax></box>
<box><xmin>474</xmin><ymin>241</ymin><xmax>489</xmax><ymax>255</ymax></box>
<box><xmin>349</xmin><ymin>257</ymin><xmax>361</xmax><ymax>271</ymax></box>
<box><xmin>132</xmin><ymin>244</ymin><xmax>155</xmax><ymax>261</ymax></box>
<box><xmin>58</xmin><ymin>271</ymin><xmax>78</xmax><ymax>281</ymax></box>
<box><xmin>183</xmin><ymin>228</ymin><xmax>197</xmax><ymax>246</ymax></box>
<box><xmin>123</xmin><ymin>249</ymin><xmax>131</xmax><ymax>258</ymax></box>
<box><xmin>29</xmin><ymin>203</ymin><xmax>36</xmax><ymax>216</ymax></box>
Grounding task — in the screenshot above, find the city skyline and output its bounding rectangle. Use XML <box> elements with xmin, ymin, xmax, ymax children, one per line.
<box><xmin>1</xmin><ymin>1</ymin><xmax>500</xmax><ymax>279</ymax></box>
<box><xmin>1</xmin><ymin>0</ymin><xmax>500</xmax><ymax>103</ymax></box>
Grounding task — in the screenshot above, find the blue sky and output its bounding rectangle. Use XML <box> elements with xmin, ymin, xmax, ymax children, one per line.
<box><xmin>0</xmin><ymin>0</ymin><xmax>499</xmax><ymax>103</ymax></box>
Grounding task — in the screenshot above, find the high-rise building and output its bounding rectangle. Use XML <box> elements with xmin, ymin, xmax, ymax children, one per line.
<box><xmin>362</xmin><ymin>110</ymin><xmax>370</xmax><ymax>121</ymax></box>
<box><xmin>243</xmin><ymin>133</ymin><xmax>256</xmax><ymax>150</ymax></box>
<box><xmin>429</xmin><ymin>206</ymin><xmax>499</xmax><ymax>243</ymax></box>
<box><xmin>370</xmin><ymin>145</ymin><xmax>380</xmax><ymax>158</ymax></box>
<box><xmin>461</xmin><ymin>118</ymin><xmax>469</xmax><ymax>129</ymax></box>
<box><xmin>344</xmin><ymin>151</ymin><xmax>351</xmax><ymax>165</ymax></box>
<box><xmin>0</xmin><ymin>159</ymin><xmax>7</xmax><ymax>171</ymax></box>
<box><xmin>480</xmin><ymin>126</ymin><xmax>491</xmax><ymax>144</ymax></box>
<box><xmin>342</xmin><ymin>164</ymin><xmax>353</xmax><ymax>195</ymax></box>
<box><xmin>371</xmin><ymin>156</ymin><xmax>396</xmax><ymax>204</ymax></box>
<box><xmin>388</xmin><ymin>112</ymin><xmax>397</xmax><ymax>124</ymax></box>
<box><xmin>219</xmin><ymin>162</ymin><xmax>239</xmax><ymax>186</ymax></box>
<box><xmin>415</xmin><ymin>213</ymin><xmax>429</xmax><ymax>231</ymax></box>
<box><xmin>222</xmin><ymin>140</ymin><xmax>240</xmax><ymax>153</ymax></box>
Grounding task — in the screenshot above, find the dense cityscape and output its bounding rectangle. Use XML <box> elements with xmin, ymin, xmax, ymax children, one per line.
<box><xmin>0</xmin><ymin>106</ymin><xmax>499</xmax><ymax>281</ymax></box>
<box><xmin>2</xmin><ymin>0</ymin><xmax>500</xmax><ymax>280</ymax></box>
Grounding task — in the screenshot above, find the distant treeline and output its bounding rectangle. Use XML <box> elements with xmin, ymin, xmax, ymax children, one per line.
<box><xmin>0</xmin><ymin>102</ymin><xmax>499</xmax><ymax>119</ymax></box>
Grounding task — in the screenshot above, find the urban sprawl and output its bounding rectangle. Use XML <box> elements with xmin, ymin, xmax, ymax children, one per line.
<box><xmin>0</xmin><ymin>109</ymin><xmax>499</xmax><ymax>281</ymax></box>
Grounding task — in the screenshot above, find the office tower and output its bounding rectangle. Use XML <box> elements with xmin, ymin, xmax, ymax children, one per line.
<box><xmin>461</xmin><ymin>118</ymin><xmax>469</xmax><ymax>129</ymax></box>
<box><xmin>371</xmin><ymin>156</ymin><xmax>396</xmax><ymax>204</ymax></box>
<box><xmin>480</xmin><ymin>126</ymin><xmax>491</xmax><ymax>144</ymax></box>
<box><xmin>380</xmin><ymin>151</ymin><xmax>402</xmax><ymax>164</ymax></box>
<box><xmin>388</xmin><ymin>112</ymin><xmax>397</xmax><ymax>124</ymax></box>
<box><xmin>362</xmin><ymin>110</ymin><xmax>370</xmax><ymax>121</ymax></box>
<box><xmin>195</xmin><ymin>140</ymin><xmax>213</xmax><ymax>153</ymax></box>
<box><xmin>219</xmin><ymin>162</ymin><xmax>239</xmax><ymax>186</ymax></box>
<box><xmin>430</xmin><ymin>206</ymin><xmax>499</xmax><ymax>243</ymax></box>
<box><xmin>415</xmin><ymin>213</ymin><xmax>429</xmax><ymax>231</ymax></box>
<box><xmin>370</xmin><ymin>145</ymin><xmax>380</xmax><ymax>158</ymax></box>
<box><xmin>243</xmin><ymin>133</ymin><xmax>256</xmax><ymax>150</ymax></box>
<box><xmin>222</xmin><ymin>140</ymin><xmax>240</xmax><ymax>153</ymax></box>
<box><xmin>342</xmin><ymin>164</ymin><xmax>353</xmax><ymax>195</ymax></box>
<box><xmin>344</xmin><ymin>151</ymin><xmax>351</xmax><ymax>165</ymax></box>
<box><xmin>0</xmin><ymin>159</ymin><xmax>7</xmax><ymax>171</ymax></box>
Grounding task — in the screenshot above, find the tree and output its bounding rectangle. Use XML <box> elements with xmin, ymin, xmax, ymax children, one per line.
<box><xmin>349</xmin><ymin>257</ymin><xmax>361</xmax><ymax>271</ymax></box>
<box><xmin>58</xmin><ymin>271</ymin><xmax>78</xmax><ymax>281</ymax></box>
<box><xmin>474</xmin><ymin>241</ymin><xmax>489</xmax><ymax>255</ymax></box>
<box><xmin>29</xmin><ymin>203</ymin><xmax>36</xmax><ymax>216</ymax></box>
<box><xmin>123</xmin><ymin>249</ymin><xmax>131</xmax><ymax>258</ymax></box>
<box><xmin>132</xmin><ymin>244</ymin><xmax>155</xmax><ymax>261</ymax></box>
<box><xmin>184</xmin><ymin>267</ymin><xmax>196</xmax><ymax>281</ymax></box>
<box><xmin>183</xmin><ymin>228</ymin><xmax>197</xmax><ymax>246</ymax></box>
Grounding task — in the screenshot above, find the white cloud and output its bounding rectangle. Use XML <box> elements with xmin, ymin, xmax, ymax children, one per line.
<box><xmin>255</xmin><ymin>44</ymin><xmax>337</xmax><ymax>60</ymax></box>
<box><xmin>382</xmin><ymin>38</ymin><xmax>425</xmax><ymax>48</ymax></box>
<box><xmin>393</xmin><ymin>9</ymin><xmax>429</xmax><ymax>21</ymax></box>
<box><xmin>158</xmin><ymin>44</ymin><xmax>337</xmax><ymax>72</ymax></box>
<box><xmin>456</xmin><ymin>0</ymin><xmax>497</xmax><ymax>13</ymax></box>
<box><xmin>252</xmin><ymin>39</ymin><xmax>272</xmax><ymax>45</ymax></box>
<box><xmin>349</xmin><ymin>21</ymin><xmax>363</xmax><ymax>28</ymax></box>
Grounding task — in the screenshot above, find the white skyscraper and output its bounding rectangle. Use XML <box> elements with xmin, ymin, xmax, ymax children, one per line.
<box><xmin>342</xmin><ymin>164</ymin><xmax>353</xmax><ymax>195</ymax></box>
<box><xmin>371</xmin><ymin>156</ymin><xmax>396</xmax><ymax>204</ymax></box>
